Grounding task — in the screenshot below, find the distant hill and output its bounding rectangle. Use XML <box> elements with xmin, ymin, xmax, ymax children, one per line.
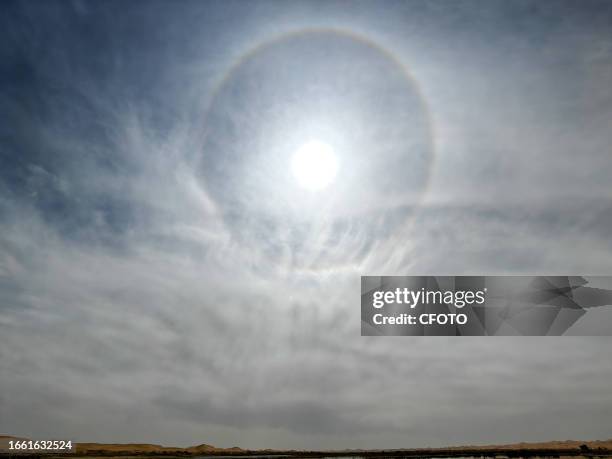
<box><xmin>0</xmin><ymin>436</ymin><xmax>240</xmax><ymax>455</ymax></box>
<box><xmin>443</xmin><ymin>439</ymin><xmax>612</xmax><ymax>451</ymax></box>
<box><xmin>1</xmin><ymin>434</ymin><xmax>611</xmax><ymax>456</ymax></box>
<box><xmin>187</xmin><ymin>443</ymin><xmax>237</xmax><ymax>453</ymax></box>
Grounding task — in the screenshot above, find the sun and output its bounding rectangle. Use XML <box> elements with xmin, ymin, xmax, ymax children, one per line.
<box><xmin>291</xmin><ymin>141</ymin><xmax>338</xmax><ymax>191</ymax></box>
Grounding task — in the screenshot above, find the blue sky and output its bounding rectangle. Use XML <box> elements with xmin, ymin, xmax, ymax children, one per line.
<box><xmin>1</xmin><ymin>0</ymin><xmax>612</xmax><ymax>449</ymax></box>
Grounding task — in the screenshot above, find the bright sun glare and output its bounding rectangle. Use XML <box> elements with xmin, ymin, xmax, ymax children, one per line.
<box><xmin>291</xmin><ymin>141</ymin><xmax>338</xmax><ymax>191</ymax></box>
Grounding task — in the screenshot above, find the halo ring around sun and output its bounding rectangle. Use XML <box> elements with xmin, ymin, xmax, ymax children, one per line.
<box><xmin>197</xmin><ymin>27</ymin><xmax>436</xmax><ymax>271</ymax></box>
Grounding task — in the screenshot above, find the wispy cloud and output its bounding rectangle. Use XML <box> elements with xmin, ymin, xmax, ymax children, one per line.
<box><xmin>1</xmin><ymin>0</ymin><xmax>612</xmax><ymax>450</ymax></box>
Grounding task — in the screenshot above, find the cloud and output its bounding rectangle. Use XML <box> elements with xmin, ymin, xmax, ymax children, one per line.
<box><xmin>1</xmin><ymin>0</ymin><xmax>612</xmax><ymax>450</ymax></box>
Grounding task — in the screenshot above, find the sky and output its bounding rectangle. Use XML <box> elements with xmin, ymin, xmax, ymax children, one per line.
<box><xmin>1</xmin><ymin>0</ymin><xmax>612</xmax><ymax>450</ymax></box>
